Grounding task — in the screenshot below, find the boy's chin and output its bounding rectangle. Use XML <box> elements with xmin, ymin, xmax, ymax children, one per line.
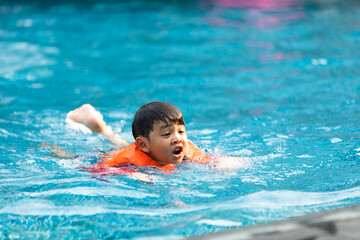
<box><xmin>173</xmin><ymin>158</ymin><xmax>183</xmax><ymax>165</ymax></box>
<box><xmin>156</xmin><ymin>157</ymin><xmax>183</xmax><ymax>166</ymax></box>
<box><xmin>168</xmin><ymin>157</ymin><xmax>183</xmax><ymax>165</ymax></box>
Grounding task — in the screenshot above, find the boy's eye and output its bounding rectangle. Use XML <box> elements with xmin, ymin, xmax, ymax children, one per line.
<box><xmin>162</xmin><ymin>133</ymin><xmax>170</xmax><ymax>137</ymax></box>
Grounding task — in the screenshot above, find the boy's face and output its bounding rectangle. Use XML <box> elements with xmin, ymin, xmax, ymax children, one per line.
<box><xmin>145</xmin><ymin>120</ymin><xmax>189</xmax><ymax>165</ymax></box>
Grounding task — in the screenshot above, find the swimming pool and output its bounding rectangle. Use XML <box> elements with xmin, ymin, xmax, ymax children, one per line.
<box><xmin>1</xmin><ymin>0</ymin><xmax>360</xmax><ymax>238</ymax></box>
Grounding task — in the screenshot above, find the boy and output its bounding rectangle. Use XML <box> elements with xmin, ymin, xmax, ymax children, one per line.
<box><xmin>67</xmin><ymin>102</ymin><xmax>244</xmax><ymax>175</ymax></box>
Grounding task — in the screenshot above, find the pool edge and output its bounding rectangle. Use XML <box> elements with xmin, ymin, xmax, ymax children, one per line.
<box><xmin>189</xmin><ymin>204</ymin><xmax>360</xmax><ymax>240</ymax></box>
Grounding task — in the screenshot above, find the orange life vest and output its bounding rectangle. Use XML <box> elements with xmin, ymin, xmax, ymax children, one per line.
<box><xmin>98</xmin><ymin>140</ymin><xmax>212</xmax><ymax>171</ymax></box>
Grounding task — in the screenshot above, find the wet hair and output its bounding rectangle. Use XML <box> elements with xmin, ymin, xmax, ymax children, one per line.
<box><xmin>132</xmin><ymin>102</ymin><xmax>185</xmax><ymax>140</ymax></box>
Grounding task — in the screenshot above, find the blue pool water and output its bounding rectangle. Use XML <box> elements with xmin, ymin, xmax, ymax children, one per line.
<box><xmin>1</xmin><ymin>0</ymin><xmax>360</xmax><ymax>238</ymax></box>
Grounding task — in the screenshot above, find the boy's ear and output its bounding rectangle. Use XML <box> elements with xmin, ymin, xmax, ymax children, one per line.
<box><xmin>135</xmin><ymin>136</ymin><xmax>150</xmax><ymax>153</ymax></box>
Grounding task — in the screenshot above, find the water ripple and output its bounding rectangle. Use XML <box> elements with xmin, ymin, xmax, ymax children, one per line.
<box><xmin>0</xmin><ymin>199</ymin><xmax>207</xmax><ymax>216</ymax></box>
<box><xmin>23</xmin><ymin>186</ymin><xmax>158</xmax><ymax>198</ymax></box>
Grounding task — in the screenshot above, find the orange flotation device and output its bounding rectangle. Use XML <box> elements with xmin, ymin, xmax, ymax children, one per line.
<box><xmin>97</xmin><ymin>140</ymin><xmax>212</xmax><ymax>172</ymax></box>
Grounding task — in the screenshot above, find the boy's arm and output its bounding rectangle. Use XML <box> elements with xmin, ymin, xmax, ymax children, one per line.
<box><xmin>38</xmin><ymin>142</ymin><xmax>76</xmax><ymax>159</ymax></box>
<box><xmin>189</xmin><ymin>140</ymin><xmax>247</xmax><ymax>170</ymax></box>
<box><xmin>98</xmin><ymin>125</ymin><xmax>129</xmax><ymax>147</ymax></box>
<box><xmin>67</xmin><ymin>104</ymin><xmax>128</xmax><ymax>148</ymax></box>
<box><xmin>214</xmin><ymin>156</ymin><xmax>247</xmax><ymax>171</ymax></box>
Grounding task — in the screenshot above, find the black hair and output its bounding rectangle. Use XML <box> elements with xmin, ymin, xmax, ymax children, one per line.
<box><xmin>132</xmin><ymin>102</ymin><xmax>185</xmax><ymax>140</ymax></box>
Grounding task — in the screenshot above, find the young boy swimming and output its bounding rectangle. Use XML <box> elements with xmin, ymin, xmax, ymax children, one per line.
<box><xmin>67</xmin><ymin>102</ymin><xmax>245</xmax><ymax>175</ymax></box>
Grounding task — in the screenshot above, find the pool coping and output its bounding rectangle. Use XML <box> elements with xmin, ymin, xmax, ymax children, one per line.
<box><xmin>189</xmin><ymin>203</ymin><xmax>360</xmax><ymax>240</ymax></box>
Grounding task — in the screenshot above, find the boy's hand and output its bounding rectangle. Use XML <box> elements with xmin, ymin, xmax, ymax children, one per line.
<box><xmin>67</xmin><ymin>104</ymin><xmax>107</xmax><ymax>133</ymax></box>
<box><xmin>215</xmin><ymin>156</ymin><xmax>246</xmax><ymax>171</ymax></box>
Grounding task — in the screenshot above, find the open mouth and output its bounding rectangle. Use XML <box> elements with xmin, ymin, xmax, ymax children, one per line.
<box><xmin>172</xmin><ymin>145</ymin><xmax>183</xmax><ymax>158</ymax></box>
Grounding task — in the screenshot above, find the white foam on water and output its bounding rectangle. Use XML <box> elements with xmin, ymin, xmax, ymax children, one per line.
<box><xmin>311</xmin><ymin>58</ymin><xmax>328</xmax><ymax>65</ymax></box>
<box><xmin>189</xmin><ymin>129</ymin><xmax>218</xmax><ymax>135</ymax></box>
<box><xmin>56</xmin><ymin>158</ymin><xmax>84</xmax><ymax>169</ymax></box>
<box><xmin>297</xmin><ymin>155</ymin><xmax>314</xmax><ymax>158</ymax></box>
<box><xmin>0</xmin><ymin>128</ymin><xmax>18</xmax><ymax>138</ymax></box>
<box><xmin>233</xmin><ymin>149</ymin><xmax>253</xmax><ymax>155</ymax></box>
<box><xmin>174</xmin><ymin>189</ymin><xmax>215</xmax><ymax>198</ymax></box>
<box><xmin>330</xmin><ymin>138</ymin><xmax>342</xmax><ymax>143</ymax></box>
<box><xmin>196</xmin><ymin>219</ymin><xmax>243</xmax><ymax>227</ymax></box>
<box><xmin>224</xmin><ymin>128</ymin><xmax>243</xmax><ymax>137</ymax></box>
<box><xmin>108</xmin><ymin>111</ymin><xmax>132</xmax><ymax>119</ymax></box>
<box><xmin>276</xmin><ymin>134</ymin><xmax>290</xmax><ymax>139</ymax></box>
<box><xmin>316</xmin><ymin>127</ymin><xmax>332</xmax><ymax>131</ymax></box>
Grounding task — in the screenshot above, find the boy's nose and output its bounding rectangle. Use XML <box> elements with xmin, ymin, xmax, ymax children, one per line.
<box><xmin>172</xmin><ymin>133</ymin><xmax>183</xmax><ymax>144</ymax></box>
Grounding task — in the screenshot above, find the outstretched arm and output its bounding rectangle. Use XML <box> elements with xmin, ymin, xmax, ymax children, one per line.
<box><xmin>67</xmin><ymin>104</ymin><xmax>128</xmax><ymax>147</ymax></box>
<box><xmin>214</xmin><ymin>156</ymin><xmax>248</xmax><ymax>171</ymax></box>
